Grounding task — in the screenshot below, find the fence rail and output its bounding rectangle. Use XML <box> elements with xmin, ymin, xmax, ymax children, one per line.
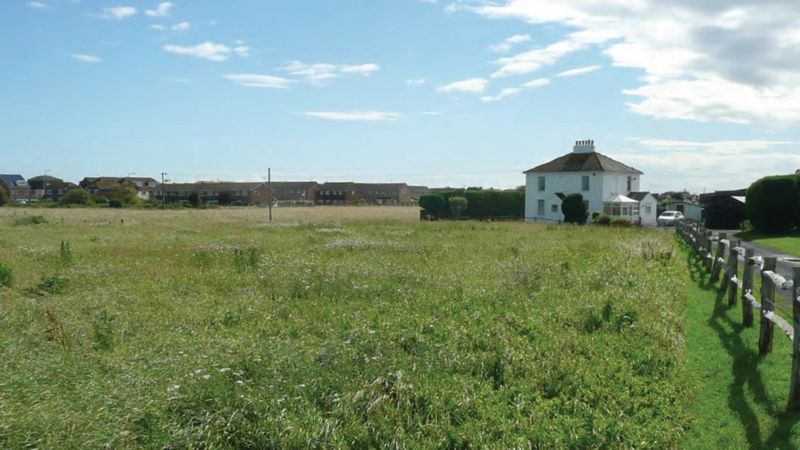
<box><xmin>676</xmin><ymin>222</ymin><xmax>800</xmax><ymax>410</ymax></box>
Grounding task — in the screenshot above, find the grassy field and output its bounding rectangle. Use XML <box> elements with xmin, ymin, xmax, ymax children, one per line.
<box><xmin>0</xmin><ymin>207</ymin><xmax>688</xmax><ymax>448</ymax></box>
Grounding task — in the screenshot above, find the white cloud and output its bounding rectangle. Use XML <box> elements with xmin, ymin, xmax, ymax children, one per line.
<box><xmin>490</xmin><ymin>33</ymin><xmax>531</xmax><ymax>53</ymax></box>
<box><xmin>223</xmin><ymin>74</ymin><xmax>295</xmax><ymax>89</ymax></box>
<box><xmin>145</xmin><ymin>2</ymin><xmax>173</xmax><ymax>17</ymax></box>
<box><xmin>279</xmin><ymin>61</ymin><xmax>380</xmax><ymax>85</ymax></box>
<box><xmin>171</xmin><ymin>21</ymin><xmax>191</xmax><ymax>32</ymax></box>
<box><xmin>556</xmin><ymin>65</ymin><xmax>601</xmax><ymax>77</ymax></box>
<box><xmin>522</xmin><ymin>77</ymin><xmax>550</xmax><ymax>88</ymax></box>
<box><xmin>163</xmin><ymin>42</ymin><xmax>249</xmax><ymax>62</ymax></box>
<box><xmin>481</xmin><ymin>87</ymin><xmax>522</xmax><ymax>102</ymax></box>
<box><xmin>406</xmin><ymin>78</ymin><xmax>426</xmax><ymax>86</ymax></box>
<box><xmin>482</xmin><ymin>77</ymin><xmax>549</xmax><ymax>102</ymax></box>
<box><xmin>70</xmin><ymin>53</ymin><xmax>102</xmax><ymax>63</ymax></box>
<box><xmin>27</xmin><ymin>2</ymin><xmax>50</xmax><ymax>10</ymax></box>
<box><xmin>438</xmin><ymin>77</ymin><xmax>488</xmax><ymax>94</ymax></box>
<box><xmin>469</xmin><ymin>0</ymin><xmax>800</xmax><ymax>123</ymax></box>
<box><xmin>150</xmin><ymin>24</ymin><xmax>165</xmax><ymax>31</ymax></box>
<box><xmin>101</xmin><ymin>6</ymin><xmax>137</xmax><ymax>20</ymax></box>
<box><xmin>303</xmin><ymin>111</ymin><xmax>401</xmax><ymax>122</ymax></box>
<box><xmin>614</xmin><ymin>138</ymin><xmax>800</xmax><ymax>191</ymax></box>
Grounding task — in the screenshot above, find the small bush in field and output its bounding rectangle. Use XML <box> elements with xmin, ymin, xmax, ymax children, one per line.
<box><xmin>594</xmin><ymin>214</ymin><xmax>612</xmax><ymax>225</ymax></box>
<box><xmin>13</xmin><ymin>215</ymin><xmax>47</xmax><ymax>226</ymax></box>
<box><xmin>92</xmin><ymin>310</ymin><xmax>115</xmax><ymax>351</ymax></box>
<box><xmin>37</xmin><ymin>274</ymin><xmax>69</xmax><ymax>295</ymax></box>
<box><xmin>233</xmin><ymin>247</ymin><xmax>260</xmax><ymax>271</ymax></box>
<box><xmin>0</xmin><ymin>262</ymin><xmax>12</xmax><ymax>288</ymax></box>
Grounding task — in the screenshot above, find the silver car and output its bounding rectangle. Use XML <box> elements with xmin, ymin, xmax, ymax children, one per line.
<box><xmin>657</xmin><ymin>211</ymin><xmax>684</xmax><ymax>226</ymax></box>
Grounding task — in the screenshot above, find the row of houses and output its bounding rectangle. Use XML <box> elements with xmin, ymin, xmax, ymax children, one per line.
<box><xmin>0</xmin><ymin>174</ymin><xmax>429</xmax><ymax>206</ymax></box>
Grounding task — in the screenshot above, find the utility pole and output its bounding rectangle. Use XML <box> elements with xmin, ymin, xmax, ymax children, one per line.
<box><xmin>268</xmin><ymin>168</ymin><xmax>272</xmax><ymax>222</ymax></box>
<box><xmin>161</xmin><ymin>172</ymin><xmax>167</xmax><ymax>208</ymax></box>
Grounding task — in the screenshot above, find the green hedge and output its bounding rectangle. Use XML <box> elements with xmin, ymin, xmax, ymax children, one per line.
<box><xmin>421</xmin><ymin>190</ymin><xmax>523</xmax><ymax>220</ymax></box>
<box><xmin>745</xmin><ymin>174</ymin><xmax>800</xmax><ymax>234</ymax></box>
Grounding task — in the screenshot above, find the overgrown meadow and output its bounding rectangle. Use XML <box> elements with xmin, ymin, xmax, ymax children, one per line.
<box><xmin>0</xmin><ymin>208</ymin><xmax>688</xmax><ymax>448</ymax></box>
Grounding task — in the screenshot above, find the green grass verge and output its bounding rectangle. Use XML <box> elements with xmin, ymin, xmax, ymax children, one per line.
<box><xmin>736</xmin><ymin>230</ymin><xmax>800</xmax><ymax>258</ymax></box>
<box><xmin>682</xmin><ymin>249</ymin><xmax>800</xmax><ymax>449</ymax></box>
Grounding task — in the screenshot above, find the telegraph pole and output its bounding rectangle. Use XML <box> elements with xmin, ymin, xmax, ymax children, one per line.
<box><xmin>161</xmin><ymin>172</ymin><xmax>167</xmax><ymax>208</ymax></box>
<box><xmin>268</xmin><ymin>168</ymin><xmax>272</xmax><ymax>222</ymax></box>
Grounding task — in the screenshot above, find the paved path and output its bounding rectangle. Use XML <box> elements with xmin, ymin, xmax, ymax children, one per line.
<box><xmin>712</xmin><ymin>230</ymin><xmax>799</xmax><ymax>307</ymax></box>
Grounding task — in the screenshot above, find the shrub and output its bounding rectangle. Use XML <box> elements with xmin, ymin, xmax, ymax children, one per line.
<box><xmin>594</xmin><ymin>214</ymin><xmax>611</xmax><ymax>226</ymax></box>
<box><xmin>37</xmin><ymin>274</ymin><xmax>69</xmax><ymax>295</ymax></box>
<box><xmin>746</xmin><ymin>174</ymin><xmax>800</xmax><ymax>234</ymax></box>
<box><xmin>0</xmin><ymin>262</ymin><xmax>12</xmax><ymax>288</ymax></box>
<box><xmin>92</xmin><ymin>310</ymin><xmax>115</xmax><ymax>351</ymax></box>
<box><xmin>419</xmin><ymin>194</ymin><xmax>446</xmax><ymax>219</ymax></box>
<box><xmin>108</xmin><ymin>199</ymin><xmax>123</xmax><ymax>208</ymax></box>
<box><xmin>448</xmin><ymin>196</ymin><xmax>468</xmax><ymax>219</ymax></box>
<box><xmin>610</xmin><ymin>218</ymin><xmax>632</xmax><ymax>227</ymax></box>
<box><xmin>464</xmin><ymin>190</ymin><xmax>524</xmax><ymax>219</ymax></box>
<box><xmin>591</xmin><ymin>212</ymin><xmax>600</xmax><ymax>221</ymax></box>
<box><xmin>561</xmin><ymin>193</ymin><xmax>588</xmax><ymax>224</ymax></box>
<box><xmin>13</xmin><ymin>215</ymin><xmax>47</xmax><ymax>226</ymax></box>
<box><xmin>60</xmin><ymin>188</ymin><xmax>93</xmax><ymax>206</ymax></box>
<box><xmin>0</xmin><ymin>189</ymin><xmax>9</xmax><ymax>206</ymax></box>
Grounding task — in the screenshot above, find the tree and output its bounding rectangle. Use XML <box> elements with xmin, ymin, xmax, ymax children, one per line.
<box><xmin>60</xmin><ymin>188</ymin><xmax>93</xmax><ymax>206</ymax></box>
<box><xmin>187</xmin><ymin>192</ymin><xmax>201</xmax><ymax>207</ymax></box>
<box><xmin>448</xmin><ymin>196</ymin><xmax>468</xmax><ymax>219</ymax></box>
<box><xmin>103</xmin><ymin>183</ymin><xmax>139</xmax><ymax>206</ymax></box>
<box><xmin>0</xmin><ymin>189</ymin><xmax>9</xmax><ymax>206</ymax></box>
<box><xmin>746</xmin><ymin>174</ymin><xmax>800</xmax><ymax>234</ymax></box>
<box><xmin>419</xmin><ymin>194</ymin><xmax>446</xmax><ymax>219</ymax></box>
<box><xmin>218</xmin><ymin>191</ymin><xmax>235</xmax><ymax>206</ymax></box>
<box><xmin>561</xmin><ymin>193</ymin><xmax>588</xmax><ymax>224</ymax></box>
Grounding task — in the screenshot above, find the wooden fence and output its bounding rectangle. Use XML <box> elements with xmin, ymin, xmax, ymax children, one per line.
<box><xmin>676</xmin><ymin>222</ymin><xmax>800</xmax><ymax>410</ymax></box>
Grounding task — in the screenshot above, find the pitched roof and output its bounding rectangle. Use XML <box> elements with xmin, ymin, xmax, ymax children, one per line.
<box><xmin>162</xmin><ymin>182</ymin><xmax>263</xmax><ymax>192</ymax></box>
<box><xmin>524</xmin><ymin>151</ymin><xmax>642</xmax><ymax>174</ymax></box>
<box><xmin>627</xmin><ymin>191</ymin><xmax>651</xmax><ymax>201</ymax></box>
<box><xmin>0</xmin><ymin>174</ymin><xmax>26</xmax><ymax>188</ymax></box>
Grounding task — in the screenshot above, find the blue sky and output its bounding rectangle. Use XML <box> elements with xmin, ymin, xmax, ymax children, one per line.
<box><xmin>2</xmin><ymin>0</ymin><xmax>799</xmax><ymax>192</ymax></box>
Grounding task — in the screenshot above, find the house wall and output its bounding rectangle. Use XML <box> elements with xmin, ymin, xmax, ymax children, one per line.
<box><xmin>669</xmin><ymin>202</ymin><xmax>703</xmax><ymax>222</ymax></box>
<box><xmin>639</xmin><ymin>194</ymin><xmax>658</xmax><ymax>226</ymax></box>
<box><xmin>525</xmin><ymin>171</ymin><xmax>641</xmax><ymax>222</ymax></box>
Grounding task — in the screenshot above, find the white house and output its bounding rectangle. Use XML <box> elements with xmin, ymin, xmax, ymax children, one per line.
<box><xmin>524</xmin><ymin>140</ymin><xmax>657</xmax><ymax>225</ymax></box>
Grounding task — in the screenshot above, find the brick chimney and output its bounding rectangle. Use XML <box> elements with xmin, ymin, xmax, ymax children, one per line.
<box><xmin>573</xmin><ymin>139</ymin><xmax>595</xmax><ymax>154</ymax></box>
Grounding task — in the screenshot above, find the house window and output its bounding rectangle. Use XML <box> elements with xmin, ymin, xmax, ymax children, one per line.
<box><xmin>537</xmin><ymin>199</ymin><xmax>545</xmax><ymax>215</ymax></box>
<box><xmin>538</xmin><ymin>176</ymin><xmax>546</xmax><ymax>191</ymax></box>
<box><xmin>627</xmin><ymin>176</ymin><xmax>632</xmax><ymax>192</ymax></box>
<box><xmin>551</xmin><ymin>204</ymin><xmax>559</xmax><ymax>213</ymax></box>
<box><xmin>645</xmin><ymin>205</ymin><xmax>652</xmax><ymax>214</ymax></box>
<box><xmin>581</xmin><ymin>176</ymin><xmax>590</xmax><ymax>191</ymax></box>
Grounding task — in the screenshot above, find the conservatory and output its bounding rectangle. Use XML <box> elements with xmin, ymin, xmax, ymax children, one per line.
<box><xmin>603</xmin><ymin>194</ymin><xmax>640</xmax><ymax>221</ymax></box>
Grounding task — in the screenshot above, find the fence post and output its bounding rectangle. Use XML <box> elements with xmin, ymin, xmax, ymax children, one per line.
<box><xmin>742</xmin><ymin>248</ymin><xmax>755</xmax><ymax>327</ymax></box>
<box><xmin>705</xmin><ymin>231</ymin><xmax>714</xmax><ymax>273</ymax></box>
<box><xmin>711</xmin><ymin>232</ymin><xmax>727</xmax><ymax>282</ymax></box>
<box><xmin>728</xmin><ymin>240</ymin><xmax>740</xmax><ymax>306</ymax></box>
<box><xmin>788</xmin><ymin>266</ymin><xmax>800</xmax><ymax>410</ymax></box>
<box><xmin>759</xmin><ymin>257</ymin><xmax>777</xmax><ymax>356</ymax></box>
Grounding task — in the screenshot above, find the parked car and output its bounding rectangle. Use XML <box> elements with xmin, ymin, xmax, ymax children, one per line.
<box><xmin>657</xmin><ymin>211</ymin><xmax>684</xmax><ymax>226</ymax></box>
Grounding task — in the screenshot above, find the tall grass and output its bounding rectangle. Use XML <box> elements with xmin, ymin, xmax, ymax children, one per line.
<box><xmin>0</xmin><ymin>209</ymin><xmax>689</xmax><ymax>448</ymax></box>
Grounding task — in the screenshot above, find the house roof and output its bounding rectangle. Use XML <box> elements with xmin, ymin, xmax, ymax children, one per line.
<box><xmin>28</xmin><ymin>175</ymin><xmax>64</xmax><ymax>183</ymax></box>
<box><xmin>162</xmin><ymin>182</ymin><xmax>263</xmax><ymax>192</ymax></box>
<box><xmin>0</xmin><ymin>174</ymin><xmax>26</xmax><ymax>187</ymax></box>
<box><xmin>524</xmin><ymin>151</ymin><xmax>643</xmax><ymax>174</ymax></box>
<box><xmin>606</xmin><ymin>194</ymin><xmax>639</xmax><ymax>203</ymax></box>
<box><xmin>627</xmin><ymin>191</ymin><xmax>650</xmax><ymax>201</ymax></box>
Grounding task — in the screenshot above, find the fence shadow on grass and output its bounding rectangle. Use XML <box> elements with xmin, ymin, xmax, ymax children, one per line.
<box><xmin>685</xmin><ymin>250</ymin><xmax>800</xmax><ymax>449</ymax></box>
